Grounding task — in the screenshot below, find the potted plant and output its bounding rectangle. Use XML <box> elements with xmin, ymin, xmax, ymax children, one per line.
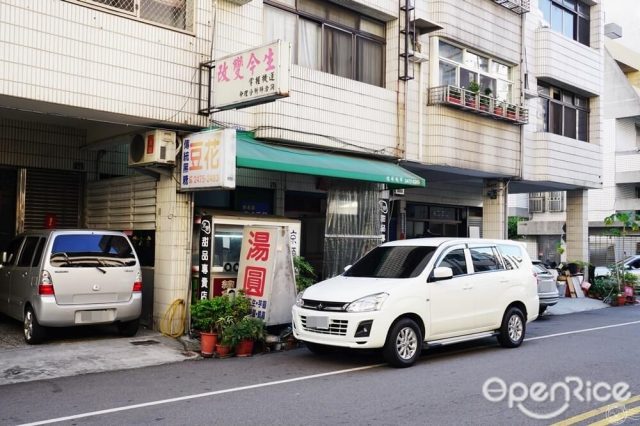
<box><xmin>480</xmin><ymin>87</ymin><xmax>492</xmax><ymax>112</ymax></box>
<box><xmin>190</xmin><ymin>298</ymin><xmax>228</xmax><ymax>357</ymax></box>
<box><xmin>465</xmin><ymin>81</ymin><xmax>480</xmax><ymax>108</ymax></box>
<box><xmin>228</xmin><ymin>316</ymin><xmax>266</xmax><ymax>357</ymax></box>
<box><xmin>494</xmin><ymin>100</ymin><xmax>505</xmax><ymax>116</ymax></box>
<box><xmin>215</xmin><ymin>314</ymin><xmax>235</xmax><ymax>358</ymax></box>
<box><xmin>447</xmin><ymin>85</ymin><xmax>462</xmax><ymax>104</ymax></box>
<box><xmin>506</xmin><ymin>104</ymin><xmax>517</xmax><ymax>120</ymax></box>
<box><xmin>294</xmin><ymin>256</ymin><xmax>317</xmax><ymax>293</ymax></box>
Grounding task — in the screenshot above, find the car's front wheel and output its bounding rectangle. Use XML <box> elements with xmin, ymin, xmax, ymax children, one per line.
<box><xmin>383</xmin><ymin>318</ymin><xmax>422</xmax><ymax>368</ymax></box>
<box><xmin>497</xmin><ymin>307</ymin><xmax>525</xmax><ymax>348</ymax></box>
<box><xmin>24</xmin><ymin>307</ymin><xmax>45</xmax><ymax>345</ymax></box>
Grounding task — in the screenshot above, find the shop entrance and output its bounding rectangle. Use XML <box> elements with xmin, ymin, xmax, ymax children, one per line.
<box><xmin>0</xmin><ymin>168</ymin><xmax>17</xmax><ymax>250</ymax></box>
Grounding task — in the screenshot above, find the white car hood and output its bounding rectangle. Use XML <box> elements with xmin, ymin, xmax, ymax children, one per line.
<box><xmin>301</xmin><ymin>275</ymin><xmax>402</xmax><ymax>303</ymax></box>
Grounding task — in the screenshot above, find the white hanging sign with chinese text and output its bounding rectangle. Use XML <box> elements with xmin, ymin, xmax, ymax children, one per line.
<box><xmin>237</xmin><ymin>226</ymin><xmax>296</xmax><ymax>326</ymax></box>
<box><xmin>212</xmin><ymin>40</ymin><xmax>291</xmax><ymax>111</ymax></box>
<box><xmin>180</xmin><ymin>128</ymin><xmax>236</xmax><ymax>191</ymax></box>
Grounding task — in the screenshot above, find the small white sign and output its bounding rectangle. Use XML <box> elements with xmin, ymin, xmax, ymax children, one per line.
<box><xmin>212</xmin><ymin>40</ymin><xmax>291</xmax><ymax>111</ymax></box>
<box><xmin>180</xmin><ymin>129</ymin><xmax>236</xmax><ymax>191</ymax></box>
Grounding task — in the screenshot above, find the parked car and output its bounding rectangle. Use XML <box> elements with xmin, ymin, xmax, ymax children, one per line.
<box><xmin>532</xmin><ymin>260</ymin><xmax>559</xmax><ymax>314</ymax></box>
<box><xmin>292</xmin><ymin>238</ymin><xmax>539</xmax><ymax>367</ymax></box>
<box><xmin>594</xmin><ymin>255</ymin><xmax>640</xmax><ymax>279</ymax></box>
<box><xmin>0</xmin><ymin>229</ymin><xmax>142</xmax><ymax>344</ymax></box>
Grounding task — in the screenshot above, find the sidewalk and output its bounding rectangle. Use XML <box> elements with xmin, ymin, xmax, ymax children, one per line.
<box><xmin>545</xmin><ymin>296</ymin><xmax>610</xmax><ymax>315</ymax></box>
<box><xmin>0</xmin><ymin>326</ymin><xmax>198</xmax><ymax>386</ymax></box>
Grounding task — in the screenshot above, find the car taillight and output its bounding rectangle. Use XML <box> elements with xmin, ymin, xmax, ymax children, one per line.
<box><xmin>39</xmin><ymin>270</ymin><xmax>55</xmax><ymax>295</ymax></box>
<box><xmin>133</xmin><ymin>271</ymin><xmax>142</xmax><ymax>292</ymax></box>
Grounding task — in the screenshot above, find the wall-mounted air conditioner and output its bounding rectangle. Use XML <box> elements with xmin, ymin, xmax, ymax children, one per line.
<box><xmin>128</xmin><ymin>130</ymin><xmax>176</xmax><ymax>167</ymax></box>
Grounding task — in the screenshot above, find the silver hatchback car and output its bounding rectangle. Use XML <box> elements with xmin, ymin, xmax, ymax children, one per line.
<box><xmin>0</xmin><ymin>229</ymin><xmax>142</xmax><ymax>344</ymax></box>
<box><xmin>532</xmin><ymin>260</ymin><xmax>559</xmax><ymax>314</ymax></box>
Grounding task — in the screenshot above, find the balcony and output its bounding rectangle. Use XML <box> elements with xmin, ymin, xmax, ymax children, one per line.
<box><xmin>615</xmin><ymin>151</ymin><xmax>640</xmax><ymax>184</ymax></box>
<box><xmin>491</xmin><ymin>0</ymin><xmax>530</xmax><ymax>14</ymax></box>
<box><xmin>428</xmin><ymin>85</ymin><xmax>529</xmax><ymax>125</ymax></box>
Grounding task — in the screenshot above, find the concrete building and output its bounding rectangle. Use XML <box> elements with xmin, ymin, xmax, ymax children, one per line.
<box><xmin>0</xmin><ymin>0</ymin><xmax>604</xmax><ymax>330</ymax></box>
<box><xmin>513</xmin><ymin>0</ymin><xmax>639</xmax><ymax>266</ymax></box>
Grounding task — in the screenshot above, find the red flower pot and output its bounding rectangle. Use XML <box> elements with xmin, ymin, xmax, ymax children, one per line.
<box><xmin>215</xmin><ymin>344</ymin><xmax>233</xmax><ymax>358</ymax></box>
<box><xmin>199</xmin><ymin>332</ymin><xmax>218</xmax><ymax>358</ymax></box>
<box><xmin>235</xmin><ymin>339</ymin><xmax>254</xmax><ymax>357</ymax></box>
<box><xmin>617</xmin><ymin>295</ymin><xmax>627</xmax><ymax>306</ymax></box>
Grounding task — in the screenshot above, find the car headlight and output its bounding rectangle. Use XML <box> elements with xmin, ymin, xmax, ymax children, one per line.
<box><xmin>346</xmin><ymin>293</ymin><xmax>389</xmax><ymax>313</ymax></box>
<box><xmin>295</xmin><ymin>290</ymin><xmax>305</xmax><ymax>307</ymax></box>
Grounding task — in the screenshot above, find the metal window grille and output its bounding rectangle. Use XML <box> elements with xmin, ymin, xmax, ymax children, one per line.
<box><xmin>547</xmin><ymin>192</ymin><xmax>564</xmax><ymax>212</ymax></box>
<box><xmin>529</xmin><ymin>192</ymin><xmax>545</xmax><ymax>213</ymax></box>
<box><xmin>81</xmin><ymin>0</ymin><xmax>190</xmax><ymax>31</ymax></box>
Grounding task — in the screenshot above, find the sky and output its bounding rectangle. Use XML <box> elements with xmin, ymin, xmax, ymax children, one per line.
<box><xmin>602</xmin><ymin>0</ymin><xmax>640</xmax><ymax>51</ymax></box>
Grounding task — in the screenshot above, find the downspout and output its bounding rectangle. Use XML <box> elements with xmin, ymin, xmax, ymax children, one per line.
<box><xmin>418</xmin><ymin>60</ymin><xmax>424</xmax><ymax>162</ymax></box>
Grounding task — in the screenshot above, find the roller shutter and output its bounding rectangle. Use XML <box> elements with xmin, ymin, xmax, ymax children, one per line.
<box><xmin>85</xmin><ymin>175</ymin><xmax>157</xmax><ymax>230</ymax></box>
<box><xmin>24</xmin><ymin>169</ymin><xmax>83</xmax><ymax>230</ymax></box>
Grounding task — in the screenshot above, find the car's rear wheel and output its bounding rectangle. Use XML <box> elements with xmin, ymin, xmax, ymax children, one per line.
<box><xmin>117</xmin><ymin>319</ymin><xmax>140</xmax><ymax>337</ymax></box>
<box><xmin>383</xmin><ymin>318</ymin><xmax>422</xmax><ymax>368</ymax></box>
<box><xmin>497</xmin><ymin>307</ymin><xmax>525</xmax><ymax>348</ymax></box>
<box><xmin>24</xmin><ymin>307</ymin><xmax>45</xmax><ymax>345</ymax></box>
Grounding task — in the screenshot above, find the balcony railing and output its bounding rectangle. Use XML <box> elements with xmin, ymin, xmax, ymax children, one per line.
<box><xmin>491</xmin><ymin>0</ymin><xmax>530</xmax><ymax>14</ymax></box>
<box><xmin>529</xmin><ymin>198</ymin><xmax>544</xmax><ymax>213</ymax></box>
<box><xmin>428</xmin><ymin>85</ymin><xmax>529</xmax><ymax>125</ymax></box>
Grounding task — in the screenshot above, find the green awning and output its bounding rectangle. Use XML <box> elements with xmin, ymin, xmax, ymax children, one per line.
<box><xmin>236</xmin><ymin>132</ymin><xmax>425</xmax><ymax>188</ymax></box>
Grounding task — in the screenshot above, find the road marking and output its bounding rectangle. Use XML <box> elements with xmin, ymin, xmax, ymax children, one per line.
<box><xmin>550</xmin><ymin>395</ymin><xmax>640</xmax><ymax>425</ymax></box>
<box><xmin>526</xmin><ymin>320</ymin><xmax>640</xmax><ymax>342</ymax></box>
<box><xmin>589</xmin><ymin>406</ymin><xmax>640</xmax><ymax>426</ymax></box>
<box><xmin>18</xmin><ymin>363</ymin><xmax>385</xmax><ymax>426</ymax></box>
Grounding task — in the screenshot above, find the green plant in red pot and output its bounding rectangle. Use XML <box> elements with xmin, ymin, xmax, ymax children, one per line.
<box><xmin>228</xmin><ymin>316</ymin><xmax>266</xmax><ymax>357</ymax></box>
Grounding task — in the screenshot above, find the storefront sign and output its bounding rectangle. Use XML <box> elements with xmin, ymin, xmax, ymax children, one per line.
<box><xmin>379</xmin><ymin>199</ymin><xmax>389</xmax><ymax>242</ymax></box>
<box><xmin>237</xmin><ymin>226</ymin><xmax>296</xmax><ymax>325</ymax></box>
<box><xmin>198</xmin><ymin>215</ymin><xmax>212</xmax><ymax>300</ymax></box>
<box><xmin>212</xmin><ymin>40</ymin><xmax>290</xmax><ymax>111</ymax></box>
<box><xmin>181</xmin><ymin>129</ymin><xmax>236</xmax><ymax>191</ymax></box>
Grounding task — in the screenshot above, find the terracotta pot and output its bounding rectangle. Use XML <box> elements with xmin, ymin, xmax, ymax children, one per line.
<box><xmin>199</xmin><ymin>331</ymin><xmax>218</xmax><ymax>358</ymax></box>
<box><xmin>235</xmin><ymin>339</ymin><xmax>254</xmax><ymax>357</ymax></box>
<box><xmin>215</xmin><ymin>344</ymin><xmax>233</xmax><ymax>358</ymax></box>
<box><xmin>617</xmin><ymin>295</ymin><xmax>627</xmax><ymax>306</ymax></box>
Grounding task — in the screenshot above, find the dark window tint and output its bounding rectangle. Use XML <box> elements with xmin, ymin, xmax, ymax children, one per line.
<box><xmin>31</xmin><ymin>238</ymin><xmax>46</xmax><ymax>267</ymax></box>
<box><xmin>50</xmin><ymin>234</ymin><xmax>136</xmax><ymax>267</ymax></box>
<box><xmin>439</xmin><ymin>248</ymin><xmax>467</xmax><ymax>276</ymax></box>
<box><xmin>470</xmin><ymin>247</ymin><xmax>503</xmax><ymax>272</ymax></box>
<box><xmin>3</xmin><ymin>237</ymin><xmax>23</xmax><ymax>265</ymax></box>
<box><xmin>17</xmin><ymin>237</ymin><xmax>40</xmax><ymax>267</ymax></box>
<box><xmin>344</xmin><ymin>246</ymin><xmax>436</xmax><ymax>279</ymax></box>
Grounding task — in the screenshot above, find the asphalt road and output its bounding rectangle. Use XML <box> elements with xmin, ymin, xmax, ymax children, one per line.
<box><xmin>1</xmin><ymin>306</ymin><xmax>640</xmax><ymax>426</ymax></box>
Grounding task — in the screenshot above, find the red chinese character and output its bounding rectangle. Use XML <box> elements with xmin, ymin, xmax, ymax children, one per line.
<box><xmin>246</xmin><ymin>231</ymin><xmax>270</xmax><ymax>261</ymax></box>
<box><xmin>244</xmin><ymin>266</ymin><xmax>266</xmax><ymax>297</ymax></box>
<box><xmin>263</xmin><ymin>47</ymin><xmax>275</xmax><ymax>71</ymax></box>
<box><xmin>247</xmin><ymin>53</ymin><xmax>261</xmax><ymax>75</ymax></box>
<box><xmin>190</xmin><ymin>141</ymin><xmax>203</xmax><ymax>170</ymax></box>
<box><xmin>217</xmin><ymin>62</ymin><xmax>230</xmax><ymax>82</ymax></box>
<box><xmin>232</xmin><ymin>56</ymin><xmax>244</xmax><ymax>80</ymax></box>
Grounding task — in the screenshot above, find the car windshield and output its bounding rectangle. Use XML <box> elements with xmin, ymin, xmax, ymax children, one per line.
<box><xmin>50</xmin><ymin>234</ymin><xmax>136</xmax><ymax>267</ymax></box>
<box><xmin>343</xmin><ymin>245</ymin><xmax>436</xmax><ymax>279</ymax></box>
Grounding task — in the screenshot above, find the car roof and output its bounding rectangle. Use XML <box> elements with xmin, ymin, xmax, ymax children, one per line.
<box><xmin>381</xmin><ymin>237</ymin><xmax>526</xmax><ymax>248</ymax></box>
<box><xmin>18</xmin><ymin>229</ymin><xmax>128</xmax><ymax>237</ymax></box>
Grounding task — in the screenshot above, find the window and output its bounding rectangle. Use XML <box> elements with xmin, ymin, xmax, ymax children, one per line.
<box><xmin>17</xmin><ymin>237</ymin><xmax>40</xmax><ymax>268</ymax></box>
<box><xmin>539</xmin><ymin>0</ymin><xmax>590</xmax><ymax>46</ymax></box>
<box><xmin>438</xmin><ymin>248</ymin><xmax>467</xmax><ymax>276</ymax></box>
<box><xmin>438</xmin><ymin>40</ymin><xmax>513</xmax><ymax>102</ymax></box>
<box><xmin>79</xmin><ymin>0</ymin><xmax>191</xmax><ymax>31</ymax></box>
<box><xmin>263</xmin><ymin>1</ymin><xmax>385</xmax><ymax>87</ymax></box>
<box><xmin>50</xmin><ymin>235</ymin><xmax>136</xmax><ymax>267</ymax></box>
<box><xmin>470</xmin><ymin>247</ymin><xmax>503</xmax><ymax>272</ymax></box>
<box><xmin>343</xmin><ymin>246</ymin><xmax>436</xmax><ymax>278</ymax></box>
<box><xmin>3</xmin><ymin>237</ymin><xmax>23</xmax><ymax>265</ymax></box>
<box><xmin>538</xmin><ymin>83</ymin><xmax>589</xmax><ymax>141</ymax></box>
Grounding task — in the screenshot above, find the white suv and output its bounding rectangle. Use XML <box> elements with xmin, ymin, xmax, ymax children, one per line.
<box><xmin>292</xmin><ymin>238</ymin><xmax>538</xmax><ymax>367</ymax></box>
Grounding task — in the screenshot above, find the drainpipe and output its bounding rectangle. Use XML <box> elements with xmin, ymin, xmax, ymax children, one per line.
<box><xmin>418</xmin><ymin>60</ymin><xmax>424</xmax><ymax>162</ymax></box>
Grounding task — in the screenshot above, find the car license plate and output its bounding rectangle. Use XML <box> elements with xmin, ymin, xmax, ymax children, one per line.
<box><xmin>75</xmin><ymin>309</ymin><xmax>114</xmax><ymax>324</ymax></box>
<box><xmin>306</xmin><ymin>315</ymin><xmax>329</xmax><ymax>329</ymax></box>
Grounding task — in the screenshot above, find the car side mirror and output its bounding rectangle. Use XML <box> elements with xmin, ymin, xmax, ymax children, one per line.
<box><xmin>432</xmin><ymin>266</ymin><xmax>453</xmax><ymax>281</ymax></box>
<box><xmin>343</xmin><ymin>265</ymin><xmax>352</xmax><ymax>272</ymax></box>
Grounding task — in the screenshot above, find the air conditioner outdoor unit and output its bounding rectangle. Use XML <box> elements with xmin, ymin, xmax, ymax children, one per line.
<box><xmin>128</xmin><ymin>130</ymin><xmax>176</xmax><ymax>167</ymax></box>
<box><xmin>409</xmin><ymin>41</ymin><xmax>428</xmax><ymax>63</ymax></box>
